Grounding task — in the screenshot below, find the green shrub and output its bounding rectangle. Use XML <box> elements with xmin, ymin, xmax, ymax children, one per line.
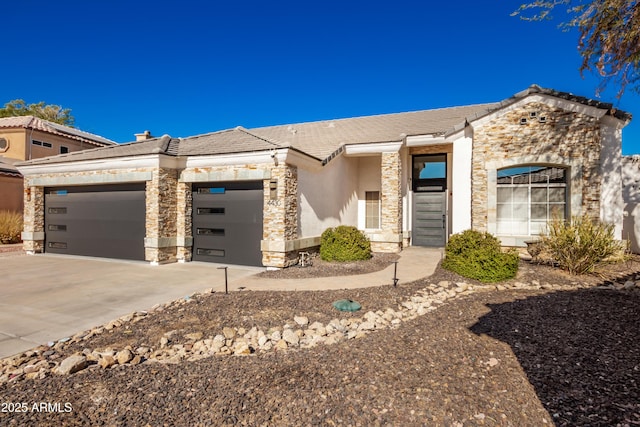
<box><xmin>320</xmin><ymin>226</ymin><xmax>372</xmax><ymax>262</ymax></box>
<box><xmin>541</xmin><ymin>215</ymin><xmax>627</xmax><ymax>275</ymax></box>
<box><xmin>442</xmin><ymin>229</ymin><xmax>518</xmax><ymax>282</ymax></box>
<box><xmin>0</xmin><ymin>210</ymin><xmax>23</xmax><ymax>244</ymax></box>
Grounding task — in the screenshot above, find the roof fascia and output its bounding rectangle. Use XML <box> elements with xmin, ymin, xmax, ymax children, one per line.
<box><xmin>18</xmin><ymin>154</ymin><xmax>182</xmax><ymax>176</ymax></box>
<box><xmin>405</xmin><ymin>135</ymin><xmax>447</xmax><ymax>147</ymax></box>
<box><xmin>344</xmin><ymin>141</ymin><xmax>403</xmax><ymax>156</ymax></box>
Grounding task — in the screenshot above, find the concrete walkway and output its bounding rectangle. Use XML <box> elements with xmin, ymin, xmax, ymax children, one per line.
<box><xmin>235</xmin><ymin>246</ymin><xmax>443</xmax><ymax>291</ymax></box>
<box><xmin>0</xmin><ymin>246</ymin><xmax>442</xmax><ymax>358</ymax></box>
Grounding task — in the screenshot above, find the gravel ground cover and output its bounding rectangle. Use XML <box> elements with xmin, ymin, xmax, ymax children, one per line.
<box><xmin>0</xmin><ymin>255</ymin><xmax>639</xmax><ymax>426</ymax></box>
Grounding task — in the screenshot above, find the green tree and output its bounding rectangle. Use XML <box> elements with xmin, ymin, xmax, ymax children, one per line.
<box><xmin>0</xmin><ymin>99</ymin><xmax>75</xmax><ymax>126</ymax></box>
<box><xmin>513</xmin><ymin>0</ymin><xmax>640</xmax><ymax>98</ymax></box>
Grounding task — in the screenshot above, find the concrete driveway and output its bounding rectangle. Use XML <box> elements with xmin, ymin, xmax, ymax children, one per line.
<box><xmin>0</xmin><ymin>253</ymin><xmax>262</xmax><ymax>358</ymax></box>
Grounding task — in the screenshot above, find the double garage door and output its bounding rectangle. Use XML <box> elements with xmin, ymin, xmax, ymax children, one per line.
<box><xmin>44</xmin><ymin>181</ymin><xmax>263</xmax><ymax>266</ymax></box>
<box><xmin>45</xmin><ymin>184</ymin><xmax>146</xmax><ymax>261</ymax></box>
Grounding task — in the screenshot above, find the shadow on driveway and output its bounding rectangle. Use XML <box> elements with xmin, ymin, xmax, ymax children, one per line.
<box><xmin>470</xmin><ymin>288</ymin><xmax>640</xmax><ymax>426</ymax></box>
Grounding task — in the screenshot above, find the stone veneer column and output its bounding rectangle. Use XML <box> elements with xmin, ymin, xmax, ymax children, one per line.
<box><xmin>261</xmin><ymin>165</ymin><xmax>298</xmax><ymax>268</ymax></box>
<box><xmin>145</xmin><ymin>168</ymin><xmax>178</xmax><ymax>264</ymax></box>
<box><xmin>374</xmin><ymin>151</ymin><xmax>403</xmax><ymax>252</ymax></box>
<box><xmin>176</xmin><ymin>181</ymin><xmax>193</xmax><ymax>262</ymax></box>
<box><xmin>22</xmin><ymin>181</ymin><xmax>45</xmax><ymax>254</ymax></box>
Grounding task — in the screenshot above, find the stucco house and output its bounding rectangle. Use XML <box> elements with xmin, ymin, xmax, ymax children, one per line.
<box><xmin>17</xmin><ymin>85</ymin><xmax>632</xmax><ymax>268</ymax></box>
<box><xmin>0</xmin><ymin>116</ymin><xmax>116</xmax><ymax>212</ymax></box>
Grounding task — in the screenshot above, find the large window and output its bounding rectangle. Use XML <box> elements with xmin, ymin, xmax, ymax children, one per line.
<box><xmin>496</xmin><ymin>166</ymin><xmax>567</xmax><ymax>236</ymax></box>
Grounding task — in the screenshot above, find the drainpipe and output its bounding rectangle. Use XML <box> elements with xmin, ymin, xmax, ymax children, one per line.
<box><xmin>28</xmin><ymin>126</ymin><xmax>34</xmax><ymax>160</ymax></box>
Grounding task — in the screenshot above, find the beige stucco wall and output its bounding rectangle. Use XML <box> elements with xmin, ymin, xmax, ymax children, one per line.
<box><xmin>297</xmin><ymin>155</ymin><xmax>358</xmax><ymax>237</ymax></box>
<box><xmin>622</xmin><ymin>156</ymin><xmax>640</xmax><ymax>253</ymax></box>
<box><xmin>0</xmin><ymin>176</ymin><xmax>24</xmax><ymax>212</ymax></box>
<box><xmin>0</xmin><ymin>129</ymin><xmax>28</xmax><ymax>160</ymax></box>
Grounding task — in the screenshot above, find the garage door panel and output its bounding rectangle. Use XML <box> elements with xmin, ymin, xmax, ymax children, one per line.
<box><xmin>192</xmin><ymin>182</ymin><xmax>263</xmax><ymax>266</ymax></box>
<box><xmin>45</xmin><ymin>185</ymin><xmax>145</xmax><ymax>261</ymax></box>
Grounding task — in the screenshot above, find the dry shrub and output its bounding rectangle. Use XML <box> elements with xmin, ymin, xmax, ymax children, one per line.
<box><xmin>541</xmin><ymin>215</ymin><xmax>628</xmax><ymax>275</ymax></box>
<box><xmin>0</xmin><ymin>210</ymin><xmax>22</xmax><ymax>244</ymax></box>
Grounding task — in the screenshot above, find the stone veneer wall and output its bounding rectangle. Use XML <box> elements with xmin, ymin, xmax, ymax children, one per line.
<box><xmin>472</xmin><ymin>101</ymin><xmax>602</xmax><ymax>233</ymax></box>
<box><xmin>175</xmin><ymin>182</ymin><xmax>193</xmax><ymax>262</ymax></box>
<box><xmin>373</xmin><ymin>152</ymin><xmax>402</xmax><ymax>252</ymax></box>
<box><xmin>145</xmin><ymin>168</ymin><xmax>178</xmax><ymax>264</ymax></box>
<box><xmin>262</xmin><ymin>165</ymin><xmax>299</xmax><ymax>267</ymax></box>
<box><xmin>22</xmin><ymin>182</ymin><xmax>44</xmax><ymax>253</ymax></box>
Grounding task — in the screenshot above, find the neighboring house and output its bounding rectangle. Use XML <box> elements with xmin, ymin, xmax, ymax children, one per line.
<box><xmin>0</xmin><ymin>157</ymin><xmax>23</xmax><ymax>212</ymax></box>
<box><xmin>0</xmin><ymin>116</ymin><xmax>117</xmax><ymax>212</ymax></box>
<box><xmin>16</xmin><ymin>85</ymin><xmax>632</xmax><ymax>268</ymax></box>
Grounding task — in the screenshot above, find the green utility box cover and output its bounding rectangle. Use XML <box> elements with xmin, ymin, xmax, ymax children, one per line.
<box><xmin>332</xmin><ymin>299</ymin><xmax>362</xmax><ymax>312</ymax></box>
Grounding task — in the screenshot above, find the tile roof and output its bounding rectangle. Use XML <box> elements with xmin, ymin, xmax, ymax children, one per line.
<box><xmin>0</xmin><ymin>116</ymin><xmax>116</xmax><ymax>147</ymax></box>
<box><xmin>177</xmin><ymin>127</ymin><xmax>284</xmax><ymax>156</ymax></box>
<box><xmin>19</xmin><ymin>135</ymin><xmax>176</xmax><ymax>166</ymax></box>
<box><xmin>0</xmin><ymin>156</ymin><xmax>22</xmax><ymax>177</ymax></box>
<box><xmin>15</xmin><ymin>85</ymin><xmax>633</xmax><ymax>167</ymax></box>
<box><xmin>247</xmin><ymin>103</ymin><xmax>498</xmax><ymax>160</ymax></box>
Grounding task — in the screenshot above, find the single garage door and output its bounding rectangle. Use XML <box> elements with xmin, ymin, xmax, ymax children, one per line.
<box><xmin>192</xmin><ymin>181</ymin><xmax>263</xmax><ymax>266</ymax></box>
<box><xmin>45</xmin><ymin>184</ymin><xmax>146</xmax><ymax>260</ymax></box>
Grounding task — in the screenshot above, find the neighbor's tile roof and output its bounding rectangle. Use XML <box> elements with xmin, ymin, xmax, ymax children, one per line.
<box><xmin>0</xmin><ymin>156</ymin><xmax>22</xmax><ymax>177</ymax></box>
<box><xmin>0</xmin><ymin>116</ymin><xmax>116</xmax><ymax>147</ymax></box>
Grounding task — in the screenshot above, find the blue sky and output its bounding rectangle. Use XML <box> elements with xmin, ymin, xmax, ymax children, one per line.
<box><xmin>3</xmin><ymin>1</ymin><xmax>639</xmax><ymax>153</ymax></box>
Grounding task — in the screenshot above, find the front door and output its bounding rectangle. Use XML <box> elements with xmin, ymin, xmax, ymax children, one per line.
<box><xmin>412</xmin><ymin>192</ymin><xmax>446</xmax><ymax>246</ymax></box>
<box><xmin>412</xmin><ymin>154</ymin><xmax>447</xmax><ymax>247</ymax></box>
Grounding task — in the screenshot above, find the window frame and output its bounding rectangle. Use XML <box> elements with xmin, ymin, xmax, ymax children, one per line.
<box><xmin>496</xmin><ymin>166</ymin><xmax>568</xmax><ymax>237</ymax></box>
<box><xmin>32</xmin><ymin>140</ymin><xmax>53</xmax><ymax>149</ymax></box>
<box><xmin>412</xmin><ymin>154</ymin><xmax>447</xmax><ymax>192</ymax></box>
<box><xmin>364</xmin><ymin>191</ymin><xmax>381</xmax><ymax>229</ymax></box>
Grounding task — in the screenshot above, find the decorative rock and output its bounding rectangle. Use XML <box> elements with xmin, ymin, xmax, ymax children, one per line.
<box><xmin>274</xmin><ymin>339</ymin><xmax>288</xmax><ymax>350</ymax></box>
<box><xmin>55</xmin><ymin>355</ymin><xmax>88</xmax><ymax>375</ymax></box>
<box><xmin>23</xmin><ymin>365</ymin><xmax>39</xmax><ymax>374</ymax></box>
<box><xmin>294</xmin><ymin>316</ymin><xmax>309</xmax><ymax>327</ymax></box>
<box><xmin>624</xmin><ymin>280</ymin><xmax>635</xmax><ymax>289</ymax></box>
<box><xmin>223</xmin><ymin>327</ymin><xmax>236</xmax><ymax>339</ymax></box>
<box><xmin>233</xmin><ymin>341</ymin><xmax>251</xmax><ymax>355</ymax></box>
<box><xmin>270</xmin><ymin>330</ymin><xmax>282</xmax><ymax>341</ymax></box>
<box><xmin>185</xmin><ymin>332</ymin><xmax>204</xmax><ymax>341</ymax></box>
<box><xmin>116</xmin><ymin>349</ymin><xmax>133</xmax><ymax>365</ymax></box>
<box><xmin>282</xmin><ymin>329</ymin><xmax>299</xmax><ymax>346</ymax></box>
<box><xmin>98</xmin><ymin>355</ymin><xmax>116</xmax><ymax>369</ymax></box>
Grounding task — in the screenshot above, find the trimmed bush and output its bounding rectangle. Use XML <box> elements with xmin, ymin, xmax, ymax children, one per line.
<box><xmin>541</xmin><ymin>215</ymin><xmax>627</xmax><ymax>275</ymax></box>
<box><xmin>320</xmin><ymin>226</ymin><xmax>372</xmax><ymax>262</ymax></box>
<box><xmin>442</xmin><ymin>229</ymin><xmax>518</xmax><ymax>282</ymax></box>
<box><xmin>0</xmin><ymin>210</ymin><xmax>23</xmax><ymax>244</ymax></box>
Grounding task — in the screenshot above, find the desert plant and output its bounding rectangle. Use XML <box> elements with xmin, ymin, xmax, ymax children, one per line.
<box><xmin>320</xmin><ymin>225</ymin><xmax>372</xmax><ymax>262</ymax></box>
<box><xmin>442</xmin><ymin>229</ymin><xmax>519</xmax><ymax>282</ymax></box>
<box><xmin>541</xmin><ymin>214</ymin><xmax>627</xmax><ymax>275</ymax></box>
<box><xmin>0</xmin><ymin>210</ymin><xmax>23</xmax><ymax>244</ymax></box>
